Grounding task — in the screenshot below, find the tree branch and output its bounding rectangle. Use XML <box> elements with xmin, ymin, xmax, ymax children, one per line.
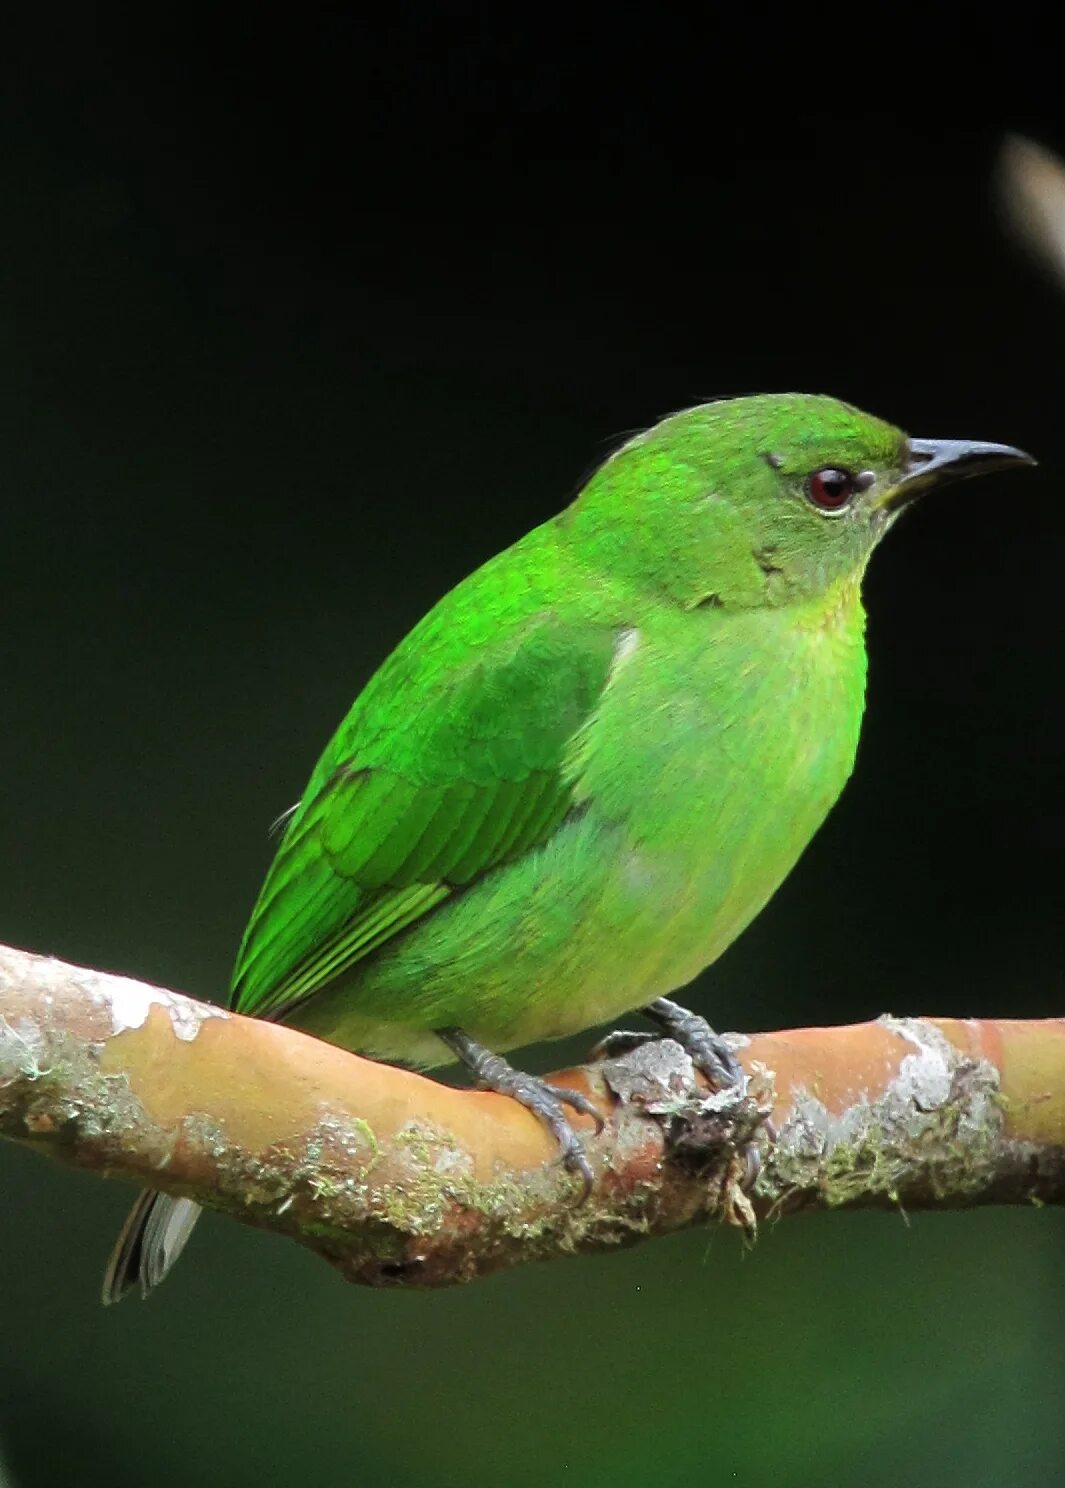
<box><xmin>1</xmin><ymin>941</ymin><xmax>1063</xmax><ymax>1288</ymax></box>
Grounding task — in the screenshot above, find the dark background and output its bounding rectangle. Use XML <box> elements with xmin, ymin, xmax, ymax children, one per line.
<box><xmin>1</xmin><ymin>11</ymin><xmax>1063</xmax><ymax>1487</ymax></box>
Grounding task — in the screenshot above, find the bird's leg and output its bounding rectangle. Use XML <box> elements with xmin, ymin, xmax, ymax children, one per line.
<box><xmin>593</xmin><ymin>999</ymin><xmax>749</xmax><ymax>1099</ymax></box>
<box><xmin>641</xmin><ymin>996</ymin><xmax>744</xmax><ymax>1089</ymax></box>
<box><xmin>436</xmin><ymin>1027</ymin><xmax>604</xmax><ymax>1196</ymax></box>
<box><xmin>591</xmin><ymin>1012</ymin><xmax>768</xmax><ymax>1196</ymax></box>
<box><xmin>589</xmin><ymin>1029</ymin><xmax>658</xmax><ymax>1060</ymax></box>
<box><xmin>590</xmin><ymin>1010</ymin><xmax>743</xmax><ymax>1090</ymax></box>
<box><xmin>640</xmin><ymin>997</ymin><xmax>765</xmax><ymax>1189</ymax></box>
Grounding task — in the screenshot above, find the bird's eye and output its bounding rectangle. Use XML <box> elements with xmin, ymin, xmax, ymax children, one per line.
<box><xmin>805</xmin><ymin>467</ymin><xmax>857</xmax><ymax>513</ymax></box>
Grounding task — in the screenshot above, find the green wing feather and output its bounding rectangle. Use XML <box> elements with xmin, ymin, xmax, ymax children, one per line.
<box><xmin>230</xmin><ymin>605</ymin><xmax>616</xmax><ymax>1020</ymax></box>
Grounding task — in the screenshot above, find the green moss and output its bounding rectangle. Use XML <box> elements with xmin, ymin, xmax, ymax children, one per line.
<box><xmin>818</xmin><ymin>1126</ymin><xmax>908</xmax><ymax>1208</ymax></box>
<box><xmin>786</xmin><ymin>1061</ymin><xmax>1007</xmax><ymax>1211</ymax></box>
<box><xmin>375</xmin><ymin>1122</ymin><xmax>543</xmax><ymax>1240</ymax></box>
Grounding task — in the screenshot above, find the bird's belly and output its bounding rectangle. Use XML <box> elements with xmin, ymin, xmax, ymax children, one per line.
<box><xmin>289</xmin><ymin>607</ymin><xmax>867</xmax><ymax>1066</ymax></box>
<box><xmin>292</xmin><ymin>683</ymin><xmax>860</xmax><ymax>1065</ymax></box>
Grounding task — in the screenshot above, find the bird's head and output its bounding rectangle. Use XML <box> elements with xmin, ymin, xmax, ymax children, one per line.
<box><xmin>566</xmin><ymin>393</ymin><xmax>1033</xmax><ymax>609</ymax></box>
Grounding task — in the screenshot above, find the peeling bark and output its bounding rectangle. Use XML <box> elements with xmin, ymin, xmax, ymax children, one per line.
<box><xmin>1</xmin><ymin>941</ymin><xmax>1063</xmax><ymax>1289</ymax></box>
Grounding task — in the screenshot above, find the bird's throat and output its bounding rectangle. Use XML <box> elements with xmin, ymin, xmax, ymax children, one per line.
<box><xmin>796</xmin><ymin>571</ymin><xmax>867</xmax><ymax>640</ymax></box>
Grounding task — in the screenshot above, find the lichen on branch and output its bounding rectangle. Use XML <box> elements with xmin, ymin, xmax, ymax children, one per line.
<box><xmin>1</xmin><ymin>942</ymin><xmax>1063</xmax><ymax>1289</ymax></box>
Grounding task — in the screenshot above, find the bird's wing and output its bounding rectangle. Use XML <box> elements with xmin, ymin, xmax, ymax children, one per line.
<box><xmin>231</xmin><ymin>611</ymin><xmax>617</xmax><ymax>1020</ymax></box>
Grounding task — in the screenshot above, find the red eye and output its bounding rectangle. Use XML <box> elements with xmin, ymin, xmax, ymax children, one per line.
<box><xmin>806</xmin><ymin>467</ymin><xmax>856</xmax><ymax>512</ymax></box>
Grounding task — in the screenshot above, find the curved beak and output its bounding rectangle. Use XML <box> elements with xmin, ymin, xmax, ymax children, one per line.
<box><xmin>879</xmin><ymin>437</ymin><xmax>1036</xmax><ymax>511</ymax></box>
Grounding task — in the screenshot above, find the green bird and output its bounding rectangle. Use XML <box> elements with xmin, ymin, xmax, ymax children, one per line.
<box><xmin>102</xmin><ymin>393</ymin><xmax>1031</xmax><ymax>1301</ymax></box>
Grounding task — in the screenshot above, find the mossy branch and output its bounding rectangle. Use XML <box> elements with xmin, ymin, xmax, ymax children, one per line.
<box><xmin>1</xmin><ymin>941</ymin><xmax>1063</xmax><ymax>1288</ymax></box>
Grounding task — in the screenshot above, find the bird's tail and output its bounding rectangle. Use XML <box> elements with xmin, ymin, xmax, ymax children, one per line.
<box><xmin>101</xmin><ymin>1189</ymin><xmax>204</xmax><ymax>1305</ymax></box>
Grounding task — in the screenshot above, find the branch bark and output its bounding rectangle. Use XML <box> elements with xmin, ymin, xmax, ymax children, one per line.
<box><xmin>1</xmin><ymin>941</ymin><xmax>1063</xmax><ymax>1288</ymax></box>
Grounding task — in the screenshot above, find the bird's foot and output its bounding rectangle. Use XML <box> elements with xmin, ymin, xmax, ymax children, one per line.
<box><xmin>589</xmin><ymin>1029</ymin><xmax>658</xmax><ymax>1061</ymax></box>
<box><xmin>608</xmin><ymin>998</ymin><xmax>768</xmax><ymax>1194</ymax></box>
<box><xmin>642</xmin><ymin>996</ymin><xmax>745</xmax><ymax>1091</ymax></box>
<box><xmin>436</xmin><ymin>1027</ymin><xmax>603</xmax><ymax>1198</ymax></box>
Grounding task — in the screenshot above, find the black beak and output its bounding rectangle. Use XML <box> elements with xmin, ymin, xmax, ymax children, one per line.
<box><xmin>881</xmin><ymin>437</ymin><xmax>1036</xmax><ymax>510</ymax></box>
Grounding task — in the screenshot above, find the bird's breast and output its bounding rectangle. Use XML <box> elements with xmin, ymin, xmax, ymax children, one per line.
<box><xmin>574</xmin><ymin>600</ymin><xmax>868</xmax><ymax>988</ymax></box>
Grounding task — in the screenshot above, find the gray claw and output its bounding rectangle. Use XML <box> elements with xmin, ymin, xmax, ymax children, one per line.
<box><xmin>740</xmin><ymin>1142</ymin><xmax>761</xmax><ymax>1191</ymax></box>
<box><xmin>549</xmin><ymin>1083</ymin><xmax>605</xmax><ymax>1133</ymax></box>
<box><xmin>527</xmin><ymin>1080</ymin><xmax>599</xmax><ymax>1199</ymax></box>
<box><xmin>643</xmin><ymin>998</ymin><xmax>744</xmax><ymax>1091</ymax></box>
<box><xmin>434</xmin><ymin>1027</ymin><xmax>602</xmax><ymax>1202</ymax></box>
<box><xmin>590</xmin><ymin>1030</ymin><xmax>657</xmax><ymax>1061</ymax></box>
